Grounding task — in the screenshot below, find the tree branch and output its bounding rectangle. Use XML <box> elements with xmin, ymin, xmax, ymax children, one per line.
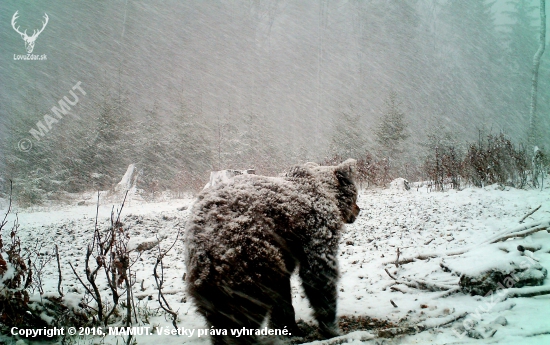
<box><xmin>519</xmin><ymin>205</ymin><xmax>541</xmax><ymax>224</ymax></box>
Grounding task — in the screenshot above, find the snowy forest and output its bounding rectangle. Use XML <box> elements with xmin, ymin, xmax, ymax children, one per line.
<box><xmin>1</xmin><ymin>1</ymin><xmax>550</xmax><ymax>345</ymax></box>
<box><xmin>1</xmin><ymin>0</ymin><xmax>549</xmax><ymax>202</ymax></box>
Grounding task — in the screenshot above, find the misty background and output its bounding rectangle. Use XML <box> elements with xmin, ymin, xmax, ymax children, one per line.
<box><xmin>0</xmin><ymin>0</ymin><xmax>548</xmax><ymax>201</ymax></box>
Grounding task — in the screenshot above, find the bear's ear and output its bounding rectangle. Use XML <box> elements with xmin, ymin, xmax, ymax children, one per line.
<box><xmin>286</xmin><ymin>166</ymin><xmax>312</xmax><ymax>179</ymax></box>
<box><xmin>334</xmin><ymin>159</ymin><xmax>356</xmax><ymax>185</ymax></box>
<box><xmin>334</xmin><ymin>169</ymin><xmax>352</xmax><ymax>186</ymax></box>
<box><xmin>304</xmin><ymin>162</ymin><xmax>320</xmax><ymax>170</ymax></box>
<box><xmin>337</xmin><ymin>159</ymin><xmax>356</xmax><ymax>174</ymax></box>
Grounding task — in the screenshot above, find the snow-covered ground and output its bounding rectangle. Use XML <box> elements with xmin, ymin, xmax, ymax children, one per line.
<box><xmin>1</xmin><ymin>183</ymin><xmax>550</xmax><ymax>345</ymax></box>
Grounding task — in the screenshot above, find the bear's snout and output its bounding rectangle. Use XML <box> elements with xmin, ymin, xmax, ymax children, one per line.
<box><xmin>346</xmin><ymin>203</ymin><xmax>360</xmax><ymax>223</ymax></box>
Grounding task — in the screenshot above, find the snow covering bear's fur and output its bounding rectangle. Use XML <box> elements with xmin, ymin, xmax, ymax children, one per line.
<box><xmin>185</xmin><ymin>159</ymin><xmax>360</xmax><ymax>344</ymax></box>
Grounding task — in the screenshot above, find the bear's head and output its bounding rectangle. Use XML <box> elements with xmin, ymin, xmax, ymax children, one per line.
<box><xmin>305</xmin><ymin>159</ymin><xmax>360</xmax><ymax>224</ymax></box>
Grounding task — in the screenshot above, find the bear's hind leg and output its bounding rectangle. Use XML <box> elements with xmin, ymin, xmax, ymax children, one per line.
<box><xmin>299</xmin><ymin>263</ymin><xmax>340</xmax><ymax>339</ymax></box>
<box><xmin>207</xmin><ymin>295</ymin><xmax>267</xmax><ymax>345</ymax></box>
<box><xmin>269</xmin><ymin>276</ymin><xmax>302</xmax><ymax>337</ymax></box>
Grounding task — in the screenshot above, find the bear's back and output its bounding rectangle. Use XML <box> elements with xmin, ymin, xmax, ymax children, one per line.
<box><xmin>185</xmin><ymin>173</ymin><xmax>342</xmax><ymax>289</ymax></box>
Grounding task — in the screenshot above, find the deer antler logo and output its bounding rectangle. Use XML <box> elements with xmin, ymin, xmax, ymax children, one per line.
<box><xmin>11</xmin><ymin>11</ymin><xmax>49</xmax><ymax>54</ymax></box>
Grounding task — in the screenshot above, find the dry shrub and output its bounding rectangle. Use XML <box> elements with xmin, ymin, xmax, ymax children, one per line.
<box><xmin>0</xmin><ymin>186</ymin><xmax>37</xmax><ymax>331</ymax></box>
<box><xmin>463</xmin><ymin>133</ymin><xmax>529</xmax><ymax>188</ymax></box>
<box><xmin>322</xmin><ymin>152</ymin><xmax>394</xmax><ymax>188</ymax></box>
<box><xmin>423</xmin><ymin>145</ymin><xmax>461</xmax><ymax>191</ymax></box>
<box><xmin>1</xmin><ymin>183</ymin><xmax>89</xmax><ymax>338</ymax></box>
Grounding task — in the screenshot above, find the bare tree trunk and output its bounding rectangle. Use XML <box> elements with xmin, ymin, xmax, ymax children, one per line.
<box><xmin>316</xmin><ymin>0</ymin><xmax>328</xmax><ymax>147</ymax></box>
<box><xmin>528</xmin><ymin>0</ymin><xmax>546</xmax><ymax>147</ymax></box>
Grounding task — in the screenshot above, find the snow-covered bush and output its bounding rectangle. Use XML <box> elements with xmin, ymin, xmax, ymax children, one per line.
<box><xmin>532</xmin><ymin>146</ymin><xmax>547</xmax><ymax>189</ymax></box>
<box><xmin>423</xmin><ymin>145</ymin><xmax>461</xmax><ymax>191</ymax></box>
<box><xmin>0</xmin><ymin>185</ymin><xmax>89</xmax><ymax>338</ymax></box>
<box><xmin>13</xmin><ymin>177</ymin><xmax>45</xmax><ymax>206</ymax></box>
<box><xmin>322</xmin><ymin>152</ymin><xmax>393</xmax><ymax>188</ymax></box>
<box><xmin>463</xmin><ymin>133</ymin><xmax>529</xmax><ymax>188</ymax></box>
<box><xmin>0</xmin><ymin>185</ymin><xmax>48</xmax><ymax>332</ymax></box>
<box><xmin>420</xmin><ymin>132</ymin><xmax>534</xmax><ymax>190</ymax></box>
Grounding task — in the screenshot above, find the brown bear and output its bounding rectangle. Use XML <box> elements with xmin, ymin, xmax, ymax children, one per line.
<box><xmin>185</xmin><ymin>159</ymin><xmax>360</xmax><ymax>344</ymax></box>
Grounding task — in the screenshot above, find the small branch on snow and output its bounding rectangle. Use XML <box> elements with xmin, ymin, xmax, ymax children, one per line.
<box><xmin>134</xmin><ymin>289</ymin><xmax>181</xmax><ymax>299</ymax></box>
<box><xmin>526</xmin><ymin>330</ymin><xmax>550</xmax><ymax>337</ymax></box>
<box><xmin>302</xmin><ymin>331</ymin><xmax>374</xmax><ymax>345</ymax></box>
<box><xmin>378</xmin><ymin>312</ymin><xmax>467</xmax><ymax>338</ymax></box>
<box><xmin>209</xmin><ymin>273</ymin><xmax>461</xmax><ymax>343</ymax></box>
<box><xmin>431</xmin><ymin>287</ymin><xmax>461</xmax><ymax>299</ymax></box>
<box><xmin>501</xmin><ymin>285</ymin><xmax>550</xmax><ymax>299</ymax></box>
<box><xmin>519</xmin><ymin>205</ymin><xmax>541</xmax><ymax>224</ymax></box>
<box><xmin>487</xmin><ymin>329</ymin><xmax>498</xmax><ymax>338</ymax></box>
<box><xmin>395</xmin><ymin>248</ymin><xmax>400</xmax><ymax>268</ymax></box>
<box><xmin>417</xmin><ymin>312</ymin><xmax>468</xmax><ymax>329</ymax></box>
<box><xmin>0</xmin><ymin>180</ymin><xmax>13</xmax><ymax>231</ymax></box>
<box><xmin>385</xmin><ymin>219</ymin><xmax>550</xmax><ymax>266</ymax></box>
<box><xmin>55</xmin><ymin>244</ymin><xmax>63</xmax><ymax>297</ymax></box>
<box><xmin>390</xmin><ymin>285</ymin><xmax>411</xmax><ymax>294</ymax></box>
<box><xmin>393</xmin><ymin>277</ymin><xmax>455</xmax><ymax>292</ymax></box>
<box><xmin>482</xmin><ymin>219</ymin><xmax>550</xmax><ymax>245</ymax></box>
<box><xmin>68</xmin><ymin>262</ymin><xmax>94</xmax><ymax>297</ymax></box>
<box><xmin>153</xmin><ymin>229</ymin><xmax>181</xmax><ymax>328</ymax></box>
<box><xmin>489</xmin><ymin>224</ymin><xmax>549</xmax><ymax>244</ymax></box>
<box><xmin>377</xmin><ymin>325</ymin><xmax>423</xmax><ymax>338</ymax></box>
<box><xmin>387</xmin><ymin>253</ymin><xmax>441</xmax><ymax>266</ymax></box>
<box><xmin>424</xmin><ymin>238</ymin><xmax>434</xmax><ymax>245</ymax></box>
<box><xmin>384</xmin><ymin>268</ymin><xmax>397</xmax><ymax>280</ymax></box>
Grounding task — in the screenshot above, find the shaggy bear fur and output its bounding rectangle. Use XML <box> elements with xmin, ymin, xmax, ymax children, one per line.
<box><xmin>185</xmin><ymin>159</ymin><xmax>360</xmax><ymax>344</ymax></box>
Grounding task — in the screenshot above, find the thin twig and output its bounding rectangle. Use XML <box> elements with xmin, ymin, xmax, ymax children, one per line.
<box><xmin>0</xmin><ymin>180</ymin><xmax>13</xmax><ymax>231</ymax></box>
<box><xmin>154</xmin><ymin>258</ymin><xmax>178</xmax><ymax>328</ymax></box>
<box><xmin>431</xmin><ymin>287</ymin><xmax>461</xmax><ymax>299</ymax></box>
<box><xmin>501</xmin><ymin>285</ymin><xmax>550</xmax><ymax>300</ymax></box>
<box><xmin>378</xmin><ymin>312</ymin><xmax>467</xmax><ymax>338</ymax></box>
<box><xmin>28</xmin><ymin>240</ymin><xmax>53</xmax><ymax>296</ymax></box>
<box><xmin>519</xmin><ymin>205</ymin><xmax>542</xmax><ymax>223</ymax></box>
<box><xmin>482</xmin><ymin>219</ymin><xmax>550</xmax><ymax>245</ymax></box>
<box><xmin>68</xmin><ymin>262</ymin><xmax>94</xmax><ymax>296</ymax></box>
<box><xmin>115</xmin><ymin>190</ymin><xmax>129</xmax><ymax>226</ymax></box>
<box><xmin>153</xmin><ymin>230</ymin><xmax>181</xmax><ymax>328</ymax></box>
<box><xmin>386</xmin><ymin>219</ymin><xmax>550</xmax><ymax>266</ymax></box>
<box><xmin>93</xmin><ymin>191</ymin><xmax>100</xmax><ymax>252</ymax></box>
<box><xmin>390</xmin><ymin>285</ymin><xmax>410</xmax><ymax>294</ymax></box>
<box><xmin>490</xmin><ymin>224</ymin><xmax>549</xmax><ymax>244</ymax></box>
<box><xmin>384</xmin><ymin>268</ymin><xmax>397</xmax><ymax>280</ymax></box>
<box><xmin>393</xmin><ymin>277</ymin><xmax>455</xmax><ymax>292</ymax></box>
<box><xmin>55</xmin><ymin>245</ymin><xmax>63</xmax><ymax>297</ymax></box>
<box><xmin>302</xmin><ymin>331</ymin><xmax>374</xmax><ymax>345</ymax></box>
<box><xmin>395</xmin><ymin>248</ymin><xmax>400</xmax><ymax>268</ymax></box>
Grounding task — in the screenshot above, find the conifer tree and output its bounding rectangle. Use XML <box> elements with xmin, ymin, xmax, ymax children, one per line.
<box><xmin>375</xmin><ymin>92</ymin><xmax>409</xmax><ymax>162</ymax></box>
<box><xmin>329</xmin><ymin>104</ymin><xmax>366</xmax><ymax>160</ymax></box>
